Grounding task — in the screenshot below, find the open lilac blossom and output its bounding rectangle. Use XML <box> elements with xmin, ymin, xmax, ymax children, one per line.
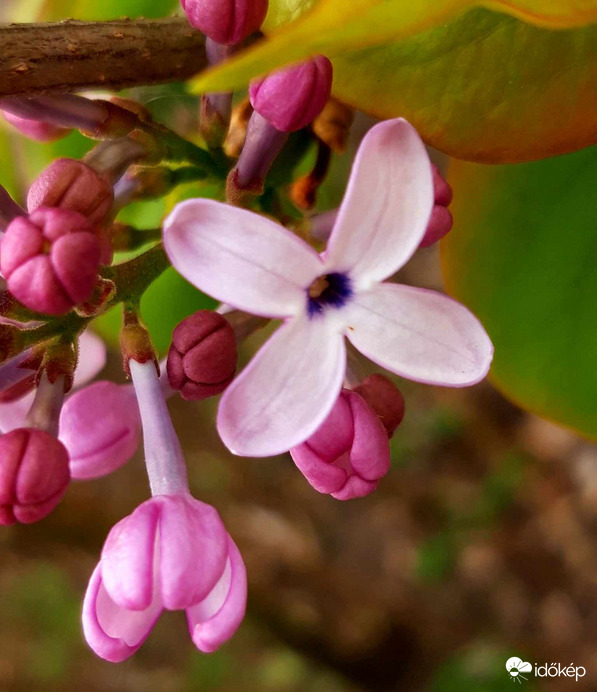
<box><xmin>83</xmin><ymin>360</ymin><xmax>246</xmax><ymax>662</ymax></box>
<box><xmin>165</xmin><ymin>118</ymin><xmax>493</xmax><ymax>456</ymax></box>
<box><xmin>290</xmin><ymin>388</ymin><xmax>390</xmax><ymax>500</ymax></box>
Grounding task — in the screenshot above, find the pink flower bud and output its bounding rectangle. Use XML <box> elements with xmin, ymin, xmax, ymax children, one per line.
<box><xmin>290</xmin><ymin>389</ymin><xmax>390</xmax><ymax>501</ymax></box>
<box><xmin>419</xmin><ymin>164</ymin><xmax>454</xmax><ymax>248</ymax></box>
<box><xmin>59</xmin><ymin>381</ymin><xmax>141</xmax><ymax>480</ymax></box>
<box><xmin>0</xmin><ymin>208</ymin><xmax>101</xmax><ymax>315</ymax></box>
<box><xmin>2</xmin><ymin>110</ymin><xmax>70</xmax><ymax>142</ymax></box>
<box><xmin>27</xmin><ymin>158</ymin><xmax>114</xmax><ymax>226</ymax></box>
<box><xmin>0</xmin><ymin>428</ymin><xmax>70</xmax><ymax>525</ymax></box>
<box><xmin>181</xmin><ymin>0</ymin><xmax>269</xmax><ymax>45</ymax></box>
<box><xmin>249</xmin><ymin>56</ymin><xmax>333</xmax><ymax>132</ymax></box>
<box><xmin>83</xmin><ymin>494</ymin><xmax>247</xmax><ymax>661</ymax></box>
<box><xmin>353</xmin><ymin>374</ymin><xmax>405</xmax><ymax>438</ymax></box>
<box><xmin>167</xmin><ymin>311</ymin><xmax>237</xmax><ymax>400</ymax></box>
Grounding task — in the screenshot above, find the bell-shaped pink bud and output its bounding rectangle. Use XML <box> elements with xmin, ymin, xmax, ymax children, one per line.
<box><xmin>59</xmin><ymin>381</ymin><xmax>141</xmax><ymax>480</ymax></box>
<box><xmin>27</xmin><ymin>158</ymin><xmax>114</xmax><ymax>227</ymax></box>
<box><xmin>290</xmin><ymin>389</ymin><xmax>390</xmax><ymax>501</ymax></box>
<box><xmin>419</xmin><ymin>164</ymin><xmax>454</xmax><ymax>248</ymax></box>
<box><xmin>167</xmin><ymin>311</ymin><xmax>237</xmax><ymax>400</ymax></box>
<box><xmin>0</xmin><ymin>208</ymin><xmax>101</xmax><ymax>315</ymax></box>
<box><xmin>2</xmin><ymin>109</ymin><xmax>70</xmax><ymax>142</ymax></box>
<box><xmin>249</xmin><ymin>56</ymin><xmax>333</xmax><ymax>132</ymax></box>
<box><xmin>353</xmin><ymin>374</ymin><xmax>405</xmax><ymax>438</ymax></box>
<box><xmin>83</xmin><ymin>494</ymin><xmax>247</xmax><ymax>662</ymax></box>
<box><xmin>0</xmin><ymin>428</ymin><xmax>70</xmax><ymax>525</ymax></box>
<box><xmin>181</xmin><ymin>0</ymin><xmax>269</xmax><ymax>45</ymax></box>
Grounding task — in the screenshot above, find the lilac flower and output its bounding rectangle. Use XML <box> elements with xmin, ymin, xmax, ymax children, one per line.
<box><xmin>164</xmin><ymin>118</ymin><xmax>493</xmax><ymax>457</ymax></box>
<box><xmin>83</xmin><ymin>360</ymin><xmax>246</xmax><ymax>662</ymax></box>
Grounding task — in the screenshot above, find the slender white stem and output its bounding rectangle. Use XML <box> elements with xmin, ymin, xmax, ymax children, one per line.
<box><xmin>130</xmin><ymin>359</ymin><xmax>189</xmax><ymax>496</ymax></box>
<box><xmin>0</xmin><ymin>350</ymin><xmax>31</xmax><ymax>391</ymax></box>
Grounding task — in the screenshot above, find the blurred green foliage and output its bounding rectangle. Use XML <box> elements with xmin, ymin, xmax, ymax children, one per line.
<box><xmin>443</xmin><ymin>147</ymin><xmax>597</xmax><ymax>439</ymax></box>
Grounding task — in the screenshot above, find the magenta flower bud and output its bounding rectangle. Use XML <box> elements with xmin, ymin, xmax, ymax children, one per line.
<box><xmin>83</xmin><ymin>494</ymin><xmax>247</xmax><ymax>661</ymax></box>
<box><xmin>59</xmin><ymin>381</ymin><xmax>141</xmax><ymax>480</ymax></box>
<box><xmin>181</xmin><ymin>0</ymin><xmax>269</xmax><ymax>45</ymax></box>
<box><xmin>419</xmin><ymin>164</ymin><xmax>454</xmax><ymax>248</ymax></box>
<box><xmin>27</xmin><ymin>158</ymin><xmax>114</xmax><ymax>226</ymax></box>
<box><xmin>0</xmin><ymin>428</ymin><xmax>70</xmax><ymax>525</ymax></box>
<box><xmin>167</xmin><ymin>311</ymin><xmax>237</xmax><ymax>400</ymax></box>
<box><xmin>290</xmin><ymin>389</ymin><xmax>390</xmax><ymax>501</ymax></box>
<box><xmin>2</xmin><ymin>109</ymin><xmax>69</xmax><ymax>142</ymax></box>
<box><xmin>249</xmin><ymin>56</ymin><xmax>333</xmax><ymax>132</ymax></box>
<box><xmin>0</xmin><ymin>208</ymin><xmax>101</xmax><ymax>315</ymax></box>
<box><xmin>353</xmin><ymin>374</ymin><xmax>405</xmax><ymax>438</ymax></box>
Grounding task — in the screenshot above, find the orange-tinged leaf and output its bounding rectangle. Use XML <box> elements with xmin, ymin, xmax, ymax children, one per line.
<box><xmin>191</xmin><ymin>0</ymin><xmax>597</xmax><ymax>93</ymax></box>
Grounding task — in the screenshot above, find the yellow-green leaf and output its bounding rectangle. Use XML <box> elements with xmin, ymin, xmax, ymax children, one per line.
<box><xmin>441</xmin><ymin>147</ymin><xmax>597</xmax><ymax>439</ymax></box>
<box><xmin>330</xmin><ymin>11</ymin><xmax>597</xmax><ymax>162</ymax></box>
<box><xmin>191</xmin><ymin>0</ymin><xmax>597</xmax><ymax>93</ymax></box>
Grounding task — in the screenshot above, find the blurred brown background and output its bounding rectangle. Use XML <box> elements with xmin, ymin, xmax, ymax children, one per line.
<box><xmin>1</xmin><ymin>244</ymin><xmax>595</xmax><ymax>692</ymax></box>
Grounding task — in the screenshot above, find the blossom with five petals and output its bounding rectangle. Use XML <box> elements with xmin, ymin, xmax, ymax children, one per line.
<box><xmin>164</xmin><ymin>118</ymin><xmax>493</xmax><ymax>457</ymax></box>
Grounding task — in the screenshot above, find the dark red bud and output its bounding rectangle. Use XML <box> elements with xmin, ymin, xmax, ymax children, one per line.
<box><xmin>353</xmin><ymin>374</ymin><xmax>405</xmax><ymax>438</ymax></box>
<box><xmin>167</xmin><ymin>310</ymin><xmax>237</xmax><ymax>400</ymax></box>
<box><xmin>0</xmin><ymin>429</ymin><xmax>70</xmax><ymax>525</ymax></box>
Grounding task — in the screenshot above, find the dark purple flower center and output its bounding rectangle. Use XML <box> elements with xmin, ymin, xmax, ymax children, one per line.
<box><xmin>307</xmin><ymin>272</ymin><xmax>352</xmax><ymax>317</ymax></box>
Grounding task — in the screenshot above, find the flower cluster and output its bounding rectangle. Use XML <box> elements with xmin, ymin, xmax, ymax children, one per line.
<box><xmin>0</xmin><ymin>0</ymin><xmax>492</xmax><ymax>664</ymax></box>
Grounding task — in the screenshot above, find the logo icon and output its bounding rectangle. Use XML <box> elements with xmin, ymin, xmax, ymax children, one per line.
<box><xmin>506</xmin><ymin>657</ymin><xmax>533</xmax><ymax>683</ymax></box>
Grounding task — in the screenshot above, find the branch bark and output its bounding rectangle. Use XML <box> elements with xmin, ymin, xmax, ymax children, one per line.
<box><xmin>0</xmin><ymin>18</ymin><xmax>207</xmax><ymax>97</ymax></box>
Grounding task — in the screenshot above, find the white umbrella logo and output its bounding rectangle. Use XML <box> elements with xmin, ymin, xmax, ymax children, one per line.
<box><xmin>506</xmin><ymin>657</ymin><xmax>533</xmax><ymax>683</ymax></box>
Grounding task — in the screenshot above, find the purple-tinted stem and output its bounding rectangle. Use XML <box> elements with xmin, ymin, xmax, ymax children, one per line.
<box><xmin>0</xmin><ymin>351</ymin><xmax>31</xmax><ymax>392</ymax></box>
<box><xmin>129</xmin><ymin>359</ymin><xmax>189</xmax><ymax>496</ymax></box>
<box><xmin>235</xmin><ymin>111</ymin><xmax>288</xmax><ymax>188</ymax></box>
<box><xmin>25</xmin><ymin>373</ymin><xmax>66</xmax><ymax>437</ymax></box>
<box><xmin>0</xmin><ymin>185</ymin><xmax>25</xmax><ymax>231</ymax></box>
<box><xmin>0</xmin><ymin>95</ymin><xmax>107</xmax><ymax>132</ymax></box>
<box><xmin>203</xmin><ymin>38</ymin><xmax>235</xmax><ymax>125</ymax></box>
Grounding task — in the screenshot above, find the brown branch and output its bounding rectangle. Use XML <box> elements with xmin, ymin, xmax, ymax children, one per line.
<box><xmin>0</xmin><ymin>18</ymin><xmax>208</xmax><ymax>97</ymax></box>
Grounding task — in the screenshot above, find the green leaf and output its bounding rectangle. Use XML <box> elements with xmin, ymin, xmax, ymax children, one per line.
<box><xmin>37</xmin><ymin>0</ymin><xmax>176</xmax><ymax>21</ymax></box>
<box><xmin>330</xmin><ymin>11</ymin><xmax>597</xmax><ymax>163</ymax></box>
<box><xmin>191</xmin><ymin>0</ymin><xmax>597</xmax><ymax>94</ymax></box>
<box><xmin>441</xmin><ymin>146</ymin><xmax>597</xmax><ymax>439</ymax></box>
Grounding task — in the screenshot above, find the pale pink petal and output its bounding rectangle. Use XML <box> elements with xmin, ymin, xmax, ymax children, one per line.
<box><xmin>325</xmin><ymin>119</ymin><xmax>434</xmax><ymax>289</ymax></box>
<box><xmin>158</xmin><ymin>495</ymin><xmax>229</xmax><ymax>610</ymax></box>
<box><xmin>59</xmin><ymin>381</ymin><xmax>140</xmax><ymax>480</ymax></box>
<box><xmin>217</xmin><ymin>315</ymin><xmax>346</xmax><ymax>456</ymax></box>
<box><xmin>101</xmin><ymin>500</ymin><xmax>160</xmax><ymax>610</ymax></box>
<box><xmin>83</xmin><ymin>564</ymin><xmax>162</xmax><ymax>663</ymax></box>
<box><xmin>74</xmin><ymin>330</ymin><xmax>106</xmax><ymax>387</ymax></box>
<box><xmin>345</xmin><ymin>283</ymin><xmax>494</xmax><ymax>387</ymax></box>
<box><xmin>187</xmin><ymin>537</ymin><xmax>247</xmax><ymax>653</ymax></box>
<box><xmin>0</xmin><ymin>391</ymin><xmax>33</xmax><ymax>433</ymax></box>
<box><xmin>164</xmin><ymin>199</ymin><xmax>323</xmax><ymax>318</ymax></box>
